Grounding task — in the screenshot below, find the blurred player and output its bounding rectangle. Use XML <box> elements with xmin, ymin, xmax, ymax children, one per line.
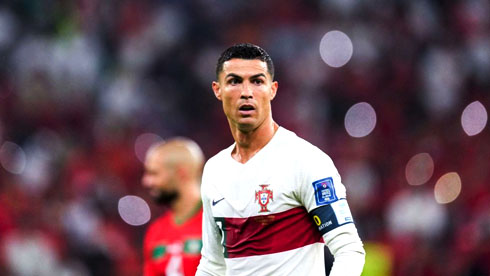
<box><xmin>196</xmin><ymin>43</ymin><xmax>365</xmax><ymax>275</ymax></box>
<box><xmin>142</xmin><ymin>138</ymin><xmax>204</xmax><ymax>276</ymax></box>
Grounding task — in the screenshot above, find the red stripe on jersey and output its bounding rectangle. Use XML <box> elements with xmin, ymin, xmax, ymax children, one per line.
<box><xmin>222</xmin><ymin>207</ymin><xmax>323</xmax><ymax>258</ymax></box>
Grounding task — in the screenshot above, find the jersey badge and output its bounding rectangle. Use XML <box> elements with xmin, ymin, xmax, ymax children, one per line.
<box><xmin>152</xmin><ymin>244</ymin><xmax>166</xmax><ymax>260</ymax></box>
<box><xmin>255</xmin><ymin>184</ymin><xmax>273</xmax><ymax>213</ymax></box>
<box><xmin>312</xmin><ymin>177</ymin><xmax>338</xmax><ymax>206</ymax></box>
<box><xmin>212</xmin><ymin>197</ymin><xmax>225</xmax><ymax>206</ymax></box>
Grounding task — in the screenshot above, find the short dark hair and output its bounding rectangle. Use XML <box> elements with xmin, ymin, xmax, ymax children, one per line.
<box><xmin>216</xmin><ymin>43</ymin><xmax>274</xmax><ymax>80</ymax></box>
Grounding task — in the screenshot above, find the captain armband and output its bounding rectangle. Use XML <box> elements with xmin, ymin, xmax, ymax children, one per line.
<box><xmin>310</xmin><ymin>199</ymin><xmax>354</xmax><ymax>235</ymax></box>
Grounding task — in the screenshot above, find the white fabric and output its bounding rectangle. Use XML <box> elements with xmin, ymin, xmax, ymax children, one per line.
<box><xmin>197</xmin><ymin>127</ymin><xmax>365</xmax><ymax>276</ymax></box>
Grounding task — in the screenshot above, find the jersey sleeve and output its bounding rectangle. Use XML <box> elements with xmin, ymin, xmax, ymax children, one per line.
<box><xmin>196</xmin><ymin>163</ymin><xmax>226</xmax><ymax>276</ymax></box>
<box><xmin>297</xmin><ymin>147</ymin><xmax>346</xmax><ymax>213</ymax></box>
<box><xmin>296</xmin><ymin>147</ymin><xmax>365</xmax><ymax>276</ymax></box>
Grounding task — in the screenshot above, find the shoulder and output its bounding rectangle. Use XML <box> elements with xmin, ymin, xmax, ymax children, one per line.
<box><xmin>143</xmin><ymin>212</ymin><xmax>168</xmax><ymax>251</ymax></box>
<box><xmin>203</xmin><ymin>143</ymin><xmax>234</xmax><ymax>171</ymax></box>
<box><xmin>201</xmin><ymin>144</ymin><xmax>234</xmax><ymax>195</ymax></box>
<box><xmin>278</xmin><ymin>128</ymin><xmax>339</xmax><ymax>187</ymax></box>
<box><xmin>146</xmin><ymin>212</ymin><xmax>170</xmax><ymax>235</ymax></box>
<box><xmin>278</xmin><ymin>127</ymin><xmax>331</xmax><ymax>161</ymax></box>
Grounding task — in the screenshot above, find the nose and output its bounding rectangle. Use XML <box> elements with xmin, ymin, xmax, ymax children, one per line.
<box><xmin>241</xmin><ymin>82</ymin><xmax>253</xmax><ymax>99</ymax></box>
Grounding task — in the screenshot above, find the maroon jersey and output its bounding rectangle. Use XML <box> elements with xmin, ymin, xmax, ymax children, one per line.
<box><xmin>144</xmin><ymin>207</ymin><xmax>203</xmax><ymax>276</ymax></box>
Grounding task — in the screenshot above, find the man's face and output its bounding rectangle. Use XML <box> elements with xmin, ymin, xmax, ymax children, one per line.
<box><xmin>213</xmin><ymin>59</ymin><xmax>278</xmax><ymax>131</ymax></box>
<box><xmin>142</xmin><ymin>152</ymin><xmax>178</xmax><ymax>205</ymax></box>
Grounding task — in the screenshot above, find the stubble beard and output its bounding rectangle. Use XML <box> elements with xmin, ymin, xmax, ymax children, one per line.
<box><xmin>153</xmin><ymin>190</ymin><xmax>179</xmax><ymax>206</ymax></box>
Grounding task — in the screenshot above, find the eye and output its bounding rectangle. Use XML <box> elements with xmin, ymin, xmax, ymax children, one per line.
<box><xmin>228</xmin><ymin>78</ymin><xmax>241</xmax><ymax>85</ymax></box>
<box><xmin>252</xmin><ymin>78</ymin><xmax>264</xmax><ymax>85</ymax></box>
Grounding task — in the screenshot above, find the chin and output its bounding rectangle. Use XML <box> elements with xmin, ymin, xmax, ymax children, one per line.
<box><xmin>237</xmin><ymin>121</ymin><xmax>257</xmax><ymax>132</ymax></box>
<box><xmin>153</xmin><ymin>191</ymin><xmax>178</xmax><ymax>206</ymax></box>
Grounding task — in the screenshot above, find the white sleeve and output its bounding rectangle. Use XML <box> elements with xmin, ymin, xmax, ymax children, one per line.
<box><xmin>298</xmin><ymin>148</ymin><xmax>346</xmax><ymax>212</ymax></box>
<box><xmin>297</xmin><ymin>147</ymin><xmax>365</xmax><ymax>276</ymax></box>
<box><xmin>324</xmin><ymin>224</ymin><xmax>365</xmax><ymax>276</ymax></box>
<box><xmin>196</xmin><ymin>164</ymin><xmax>226</xmax><ymax>276</ymax></box>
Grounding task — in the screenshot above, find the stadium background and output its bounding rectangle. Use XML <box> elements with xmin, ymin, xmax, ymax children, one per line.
<box><xmin>0</xmin><ymin>0</ymin><xmax>489</xmax><ymax>275</ymax></box>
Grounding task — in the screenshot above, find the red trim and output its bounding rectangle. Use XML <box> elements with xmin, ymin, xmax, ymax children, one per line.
<box><xmin>223</xmin><ymin>207</ymin><xmax>323</xmax><ymax>258</ymax></box>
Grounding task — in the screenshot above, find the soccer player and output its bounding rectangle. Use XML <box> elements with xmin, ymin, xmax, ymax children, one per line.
<box><xmin>196</xmin><ymin>43</ymin><xmax>365</xmax><ymax>275</ymax></box>
<box><xmin>142</xmin><ymin>138</ymin><xmax>204</xmax><ymax>276</ymax></box>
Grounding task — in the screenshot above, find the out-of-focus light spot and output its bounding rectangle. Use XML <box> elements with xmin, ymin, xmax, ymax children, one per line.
<box><xmin>405</xmin><ymin>153</ymin><xmax>434</xmax><ymax>186</ymax></box>
<box><xmin>319</xmin><ymin>30</ymin><xmax>353</xmax><ymax>68</ymax></box>
<box><xmin>135</xmin><ymin>133</ymin><xmax>164</xmax><ymax>163</ymax></box>
<box><xmin>0</xmin><ymin>121</ymin><xmax>3</xmax><ymax>142</ymax></box>
<box><xmin>344</xmin><ymin>102</ymin><xmax>376</xmax><ymax>137</ymax></box>
<box><xmin>362</xmin><ymin>242</ymin><xmax>393</xmax><ymax>276</ymax></box>
<box><xmin>434</xmin><ymin>172</ymin><xmax>461</xmax><ymax>204</ymax></box>
<box><xmin>118</xmin><ymin>195</ymin><xmax>151</xmax><ymax>226</ymax></box>
<box><xmin>387</xmin><ymin>190</ymin><xmax>447</xmax><ymax>239</ymax></box>
<box><xmin>0</xmin><ymin>9</ymin><xmax>17</xmax><ymax>50</ymax></box>
<box><xmin>343</xmin><ymin>161</ymin><xmax>378</xmax><ymax>210</ymax></box>
<box><xmin>461</xmin><ymin>101</ymin><xmax>487</xmax><ymax>136</ymax></box>
<box><xmin>0</xmin><ymin>141</ymin><xmax>26</xmax><ymax>174</ymax></box>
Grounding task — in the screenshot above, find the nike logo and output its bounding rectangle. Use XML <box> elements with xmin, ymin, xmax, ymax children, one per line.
<box><xmin>212</xmin><ymin>198</ymin><xmax>225</xmax><ymax>206</ymax></box>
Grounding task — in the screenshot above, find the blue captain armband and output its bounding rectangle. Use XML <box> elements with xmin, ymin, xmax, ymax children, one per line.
<box><xmin>310</xmin><ymin>199</ymin><xmax>354</xmax><ymax>235</ymax></box>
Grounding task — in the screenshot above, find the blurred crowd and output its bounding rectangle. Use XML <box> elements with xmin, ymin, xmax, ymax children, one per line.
<box><xmin>0</xmin><ymin>0</ymin><xmax>489</xmax><ymax>275</ymax></box>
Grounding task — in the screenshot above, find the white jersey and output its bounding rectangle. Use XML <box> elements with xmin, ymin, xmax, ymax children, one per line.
<box><xmin>197</xmin><ymin>127</ymin><xmax>365</xmax><ymax>276</ymax></box>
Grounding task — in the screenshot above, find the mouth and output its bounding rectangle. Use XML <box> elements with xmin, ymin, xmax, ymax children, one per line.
<box><xmin>238</xmin><ymin>104</ymin><xmax>256</xmax><ymax>115</ymax></box>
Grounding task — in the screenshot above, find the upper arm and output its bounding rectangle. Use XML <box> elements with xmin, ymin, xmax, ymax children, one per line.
<box><xmin>297</xmin><ymin>148</ymin><xmax>346</xmax><ymax>214</ymax></box>
<box><xmin>296</xmin><ymin>148</ymin><xmax>356</xmax><ymax>238</ymax></box>
<box><xmin>196</xmin><ymin>164</ymin><xmax>226</xmax><ymax>276</ymax></box>
<box><xmin>295</xmin><ymin>148</ymin><xmax>365</xmax><ymax>274</ymax></box>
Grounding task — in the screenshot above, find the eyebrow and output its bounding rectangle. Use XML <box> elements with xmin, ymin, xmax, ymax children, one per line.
<box><xmin>225</xmin><ymin>73</ymin><xmax>267</xmax><ymax>80</ymax></box>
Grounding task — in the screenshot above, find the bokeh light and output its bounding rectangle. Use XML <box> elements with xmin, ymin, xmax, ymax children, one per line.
<box><xmin>0</xmin><ymin>141</ymin><xmax>27</xmax><ymax>174</ymax></box>
<box><xmin>362</xmin><ymin>242</ymin><xmax>393</xmax><ymax>276</ymax></box>
<box><xmin>319</xmin><ymin>30</ymin><xmax>353</xmax><ymax>68</ymax></box>
<box><xmin>405</xmin><ymin>153</ymin><xmax>434</xmax><ymax>186</ymax></box>
<box><xmin>118</xmin><ymin>195</ymin><xmax>151</xmax><ymax>226</ymax></box>
<box><xmin>0</xmin><ymin>8</ymin><xmax>17</xmax><ymax>50</ymax></box>
<box><xmin>343</xmin><ymin>161</ymin><xmax>378</xmax><ymax>210</ymax></box>
<box><xmin>461</xmin><ymin>101</ymin><xmax>487</xmax><ymax>136</ymax></box>
<box><xmin>386</xmin><ymin>190</ymin><xmax>447</xmax><ymax>239</ymax></box>
<box><xmin>134</xmin><ymin>133</ymin><xmax>164</xmax><ymax>163</ymax></box>
<box><xmin>344</xmin><ymin>102</ymin><xmax>377</xmax><ymax>138</ymax></box>
<box><xmin>434</xmin><ymin>172</ymin><xmax>462</xmax><ymax>204</ymax></box>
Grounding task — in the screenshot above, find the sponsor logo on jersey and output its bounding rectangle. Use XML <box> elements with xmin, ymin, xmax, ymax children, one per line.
<box><xmin>255</xmin><ymin>184</ymin><xmax>273</xmax><ymax>213</ymax></box>
<box><xmin>312</xmin><ymin>214</ymin><xmax>332</xmax><ymax>232</ymax></box>
<box><xmin>312</xmin><ymin>177</ymin><xmax>338</xmax><ymax>206</ymax></box>
<box><xmin>318</xmin><ymin>220</ymin><xmax>333</xmax><ymax>231</ymax></box>
<box><xmin>313</xmin><ymin>215</ymin><xmax>322</xmax><ymax>226</ymax></box>
<box><xmin>212</xmin><ymin>197</ymin><xmax>225</xmax><ymax>206</ymax></box>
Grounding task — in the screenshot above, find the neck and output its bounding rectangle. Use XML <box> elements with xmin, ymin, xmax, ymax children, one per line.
<box><xmin>230</xmin><ymin>117</ymin><xmax>279</xmax><ymax>164</ymax></box>
<box><xmin>171</xmin><ymin>182</ymin><xmax>201</xmax><ymax>223</ymax></box>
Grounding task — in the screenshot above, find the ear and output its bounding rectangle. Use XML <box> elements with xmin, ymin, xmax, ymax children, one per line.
<box><xmin>270</xmin><ymin>81</ymin><xmax>278</xmax><ymax>100</ymax></box>
<box><xmin>212</xmin><ymin>81</ymin><xmax>222</xmax><ymax>101</ymax></box>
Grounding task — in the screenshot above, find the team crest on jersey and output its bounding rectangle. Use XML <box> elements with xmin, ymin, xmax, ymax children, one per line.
<box><xmin>255</xmin><ymin>184</ymin><xmax>273</xmax><ymax>213</ymax></box>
